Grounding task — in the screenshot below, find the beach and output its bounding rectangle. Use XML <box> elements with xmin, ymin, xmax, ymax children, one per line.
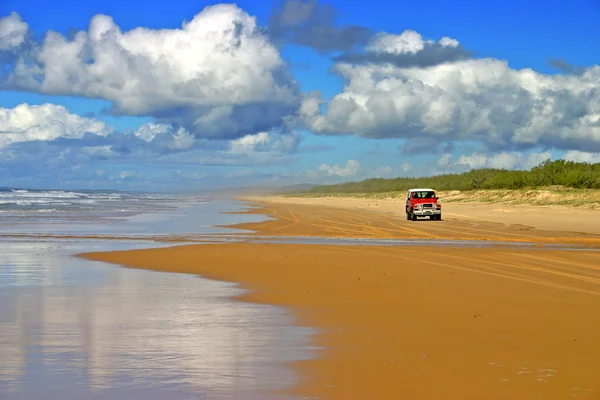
<box><xmin>81</xmin><ymin>196</ymin><xmax>600</xmax><ymax>400</ymax></box>
<box><xmin>4</xmin><ymin>2</ymin><xmax>600</xmax><ymax>399</ymax></box>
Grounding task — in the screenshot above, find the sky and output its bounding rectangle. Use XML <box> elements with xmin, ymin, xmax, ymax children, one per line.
<box><xmin>0</xmin><ymin>0</ymin><xmax>599</xmax><ymax>191</ymax></box>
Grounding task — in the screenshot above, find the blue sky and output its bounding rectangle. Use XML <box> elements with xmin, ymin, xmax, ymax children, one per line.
<box><xmin>1</xmin><ymin>0</ymin><xmax>599</xmax><ymax>190</ymax></box>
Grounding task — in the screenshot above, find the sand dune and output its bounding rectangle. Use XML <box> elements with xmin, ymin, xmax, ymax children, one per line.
<box><xmin>81</xmin><ymin>199</ymin><xmax>600</xmax><ymax>400</ymax></box>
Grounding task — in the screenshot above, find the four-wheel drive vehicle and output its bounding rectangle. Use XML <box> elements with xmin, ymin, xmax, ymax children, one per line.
<box><xmin>405</xmin><ymin>188</ymin><xmax>442</xmax><ymax>221</ymax></box>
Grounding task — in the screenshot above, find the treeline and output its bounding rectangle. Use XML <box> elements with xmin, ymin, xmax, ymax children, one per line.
<box><xmin>305</xmin><ymin>159</ymin><xmax>600</xmax><ymax>194</ymax></box>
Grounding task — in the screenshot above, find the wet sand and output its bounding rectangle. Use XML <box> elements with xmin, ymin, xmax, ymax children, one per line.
<box><xmin>81</xmin><ymin>199</ymin><xmax>600</xmax><ymax>400</ymax></box>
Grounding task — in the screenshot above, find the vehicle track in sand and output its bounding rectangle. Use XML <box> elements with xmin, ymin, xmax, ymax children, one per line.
<box><xmin>231</xmin><ymin>202</ymin><xmax>600</xmax><ymax>246</ymax></box>
<box><xmin>335</xmin><ymin>246</ymin><xmax>600</xmax><ymax>297</ymax></box>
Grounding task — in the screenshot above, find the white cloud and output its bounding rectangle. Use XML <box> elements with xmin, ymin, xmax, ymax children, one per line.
<box><xmin>522</xmin><ymin>151</ymin><xmax>553</xmax><ymax>169</ymax></box>
<box><xmin>226</xmin><ymin>131</ymin><xmax>300</xmax><ymax>163</ymax></box>
<box><xmin>2</xmin><ymin>6</ymin><xmax>300</xmax><ymax>139</ymax></box>
<box><xmin>0</xmin><ymin>12</ymin><xmax>28</xmax><ymax>50</ymax></box>
<box><xmin>0</xmin><ymin>102</ymin><xmax>302</xmax><ymax>170</ymax></box>
<box><xmin>132</xmin><ymin>122</ymin><xmax>195</xmax><ymax>150</ymax></box>
<box><xmin>437</xmin><ymin>153</ymin><xmax>453</xmax><ymax>168</ymax></box>
<box><xmin>299</xmin><ymin>91</ymin><xmax>322</xmax><ymax>118</ymax></box>
<box><xmin>0</xmin><ymin>103</ymin><xmax>113</xmax><ymax>148</ymax></box>
<box><xmin>366</xmin><ymin>30</ymin><xmax>459</xmax><ymax>55</ymax></box>
<box><xmin>134</xmin><ymin>122</ymin><xmax>170</xmax><ymax>142</ymax></box>
<box><xmin>119</xmin><ymin>171</ymin><xmax>136</xmax><ymax>179</ymax></box>
<box><xmin>304</xmin><ymin>29</ymin><xmax>600</xmax><ymax>152</ymax></box>
<box><xmin>219</xmin><ymin>160</ymin><xmax>363</xmax><ymax>187</ymax></box>
<box><xmin>229</xmin><ymin>131</ymin><xmax>296</xmax><ymax>154</ymax></box>
<box><xmin>458</xmin><ymin>153</ymin><xmax>512</xmax><ymax>169</ymax></box>
<box><xmin>441</xmin><ymin>150</ymin><xmax>552</xmax><ymax>170</ymax></box>
<box><xmin>315</xmin><ymin>160</ymin><xmax>360</xmax><ymax>177</ymax></box>
<box><xmin>564</xmin><ymin>150</ymin><xmax>600</xmax><ymax>164</ymax></box>
<box><xmin>438</xmin><ymin>37</ymin><xmax>459</xmax><ymax>48</ymax></box>
<box><xmin>168</xmin><ymin>128</ymin><xmax>195</xmax><ymax>150</ymax></box>
<box><xmin>82</xmin><ymin>145</ymin><xmax>115</xmax><ymax>158</ymax></box>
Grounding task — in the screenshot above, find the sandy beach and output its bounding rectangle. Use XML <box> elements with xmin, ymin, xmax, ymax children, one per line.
<box><xmin>240</xmin><ymin>195</ymin><xmax>600</xmax><ymax>237</ymax></box>
<box><xmin>81</xmin><ymin>197</ymin><xmax>600</xmax><ymax>400</ymax></box>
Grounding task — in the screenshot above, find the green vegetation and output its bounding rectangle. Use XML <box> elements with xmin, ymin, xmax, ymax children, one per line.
<box><xmin>302</xmin><ymin>159</ymin><xmax>600</xmax><ymax>194</ymax></box>
<box><xmin>282</xmin><ymin>188</ymin><xmax>600</xmax><ymax>208</ymax></box>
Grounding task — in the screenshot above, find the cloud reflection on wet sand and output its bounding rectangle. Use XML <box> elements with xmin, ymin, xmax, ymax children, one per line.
<box><xmin>0</xmin><ymin>240</ymin><xmax>314</xmax><ymax>399</ymax></box>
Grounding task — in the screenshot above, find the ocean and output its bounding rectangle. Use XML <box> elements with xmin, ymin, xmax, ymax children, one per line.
<box><xmin>0</xmin><ymin>188</ymin><xmax>314</xmax><ymax>399</ymax></box>
<box><xmin>0</xmin><ymin>188</ymin><xmax>268</xmax><ymax>237</ymax></box>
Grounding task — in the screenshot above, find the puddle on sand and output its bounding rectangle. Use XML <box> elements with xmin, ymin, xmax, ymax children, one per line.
<box><xmin>0</xmin><ymin>240</ymin><xmax>315</xmax><ymax>400</ymax></box>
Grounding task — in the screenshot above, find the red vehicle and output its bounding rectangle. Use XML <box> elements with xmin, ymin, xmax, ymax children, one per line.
<box><xmin>405</xmin><ymin>188</ymin><xmax>442</xmax><ymax>221</ymax></box>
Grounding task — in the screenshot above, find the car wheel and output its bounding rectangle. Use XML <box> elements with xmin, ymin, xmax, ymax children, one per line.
<box><xmin>406</xmin><ymin>207</ymin><xmax>411</xmax><ymax>220</ymax></box>
<box><xmin>411</xmin><ymin>210</ymin><xmax>417</xmax><ymax>221</ymax></box>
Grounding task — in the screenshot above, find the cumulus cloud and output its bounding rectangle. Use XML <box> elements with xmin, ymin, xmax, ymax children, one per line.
<box><xmin>0</xmin><ymin>6</ymin><xmax>300</xmax><ymax>139</ymax></box>
<box><xmin>564</xmin><ymin>150</ymin><xmax>600</xmax><ymax>163</ymax></box>
<box><xmin>268</xmin><ymin>0</ymin><xmax>372</xmax><ymax>53</ymax></box>
<box><xmin>335</xmin><ymin>30</ymin><xmax>472</xmax><ymax>68</ymax></box>
<box><xmin>0</xmin><ymin>12</ymin><xmax>28</xmax><ymax>51</ymax></box>
<box><xmin>167</xmin><ymin>128</ymin><xmax>195</xmax><ymax>150</ymax></box>
<box><xmin>133</xmin><ymin>122</ymin><xmax>171</xmax><ymax>142</ymax></box>
<box><xmin>439</xmin><ymin>151</ymin><xmax>552</xmax><ymax>171</ymax></box>
<box><xmin>436</xmin><ymin>153</ymin><xmax>454</xmax><ymax>168</ymax></box>
<box><xmin>303</xmin><ymin>29</ymin><xmax>600</xmax><ymax>152</ymax></box>
<box><xmin>119</xmin><ymin>171</ymin><xmax>136</xmax><ymax>179</ymax></box>
<box><xmin>227</xmin><ymin>131</ymin><xmax>301</xmax><ymax>162</ymax></box>
<box><xmin>129</xmin><ymin>122</ymin><xmax>194</xmax><ymax>150</ymax></box>
<box><xmin>313</xmin><ymin>159</ymin><xmax>360</xmax><ymax>177</ymax></box>
<box><xmin>0</xmin><ymin>103</ymin><xmax>302</xmax><ymax>171</ymax></box>
<box><xmin>0</xmin><ymin>103</ymin><xmax>113</xmax><ymax>148</ymax></box>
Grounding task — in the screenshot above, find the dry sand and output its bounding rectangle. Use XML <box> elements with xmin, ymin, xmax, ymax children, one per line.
<box><xmin>244</xmin><ymin>195</ymin><xmax>600</xmax><ymax>236</ymax></box>
<box><xmin>81</xmin><ymin>198</ymin><xmax>600</xmax><ymax>400</ymax></box>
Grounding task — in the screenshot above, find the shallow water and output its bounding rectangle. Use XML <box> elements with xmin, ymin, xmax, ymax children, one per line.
<box><xmin>0</xmin><ymin>196</ymin><xmax>314</xmax><ymax>400</ymax></box>
<box><xmin>0</xmin><ymin>240</ymin><xmax>315</xmax><ymax>399</ymax></box>
<box><xmin>0</xmin><ymin>199</ymin><xmax>269</xmax><ymax>236</ymax></box>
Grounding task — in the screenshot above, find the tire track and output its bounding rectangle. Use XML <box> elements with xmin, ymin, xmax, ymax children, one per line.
<box><xmin>334</xmin><ymin>246</ymin><xmax>600</xmax><ymax>297</ymax></box>
<box><xmin>394</xmin><ymin>247</ymin><xmax>600</xmax><ymax>286</ymax></box>
<box><xmin>499</xmin><ymin>252</ymin><xmax>600</xmax><ymax>275</ymax></box>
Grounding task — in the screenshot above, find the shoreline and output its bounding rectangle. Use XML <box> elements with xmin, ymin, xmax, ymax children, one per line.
<box><xmin>79</xmin><ymin>198</ymin><xmax>600</xmax><ymax>399</ymax></box>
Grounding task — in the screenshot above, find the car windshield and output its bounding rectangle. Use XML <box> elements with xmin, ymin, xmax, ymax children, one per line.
<box><xmin>412</xmin><ymin>191</ymin><xmax>435</xmax><ymax>199</ymax></box>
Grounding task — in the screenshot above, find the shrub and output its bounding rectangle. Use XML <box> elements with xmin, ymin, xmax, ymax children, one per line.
<box><xmin>306</xmin><ymin>159</ymin><xmax>600</xmax><ymax>194</ymax></box>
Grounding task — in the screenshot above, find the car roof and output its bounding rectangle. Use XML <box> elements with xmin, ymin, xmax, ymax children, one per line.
<box><xmin>408</xmin><ymin>188</ymin><xmax>435</xmax><ymax>192</ymax></box>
